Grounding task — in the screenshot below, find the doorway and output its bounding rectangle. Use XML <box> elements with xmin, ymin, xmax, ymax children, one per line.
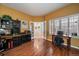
<box><xmin>29</xmin><ymin>21</ymin><xmax>46</xmax><ymax>39</ymax></box>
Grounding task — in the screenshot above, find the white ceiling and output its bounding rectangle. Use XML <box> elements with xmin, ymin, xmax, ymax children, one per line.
<box><xmin>2</xmin><ymin>3</ymin><xmax>69</xmax><ymax>16</ymax></box>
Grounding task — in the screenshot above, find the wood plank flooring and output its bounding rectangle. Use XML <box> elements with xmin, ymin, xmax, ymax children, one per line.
<box><xmin>3</xmin><ymin>39</ymin><xmax>79</xmax><ymax>56</ymax></box>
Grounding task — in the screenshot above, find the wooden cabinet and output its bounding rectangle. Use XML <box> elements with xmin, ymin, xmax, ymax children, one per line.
<box><xmin>12</xmin><ymin>20</ymin><xmax>21</xmax><ymax>34</ymax></box>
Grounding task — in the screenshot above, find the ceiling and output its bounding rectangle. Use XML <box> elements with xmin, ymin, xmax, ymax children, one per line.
<box><xmin>2</xmin><ymin>3</ymin><xmax>69</xmax><ymax>16</ymax></box>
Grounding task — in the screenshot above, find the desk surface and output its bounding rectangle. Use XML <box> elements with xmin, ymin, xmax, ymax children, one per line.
<box><xmin>0</xmin><ymin>34</ymin><xmax>27</xmax><ymax>40</ymax></box>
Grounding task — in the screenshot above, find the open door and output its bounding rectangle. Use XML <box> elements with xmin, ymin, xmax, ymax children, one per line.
<box><xmin>33</xmin><ymin>22</ymin><xmax>44</xmax><ymax>39</ymax></box>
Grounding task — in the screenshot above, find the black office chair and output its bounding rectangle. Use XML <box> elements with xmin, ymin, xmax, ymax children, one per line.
<box><xmin>53</xmin><ymin>31</ymin><xmax>64</xmax><ymax>47</ymax></box>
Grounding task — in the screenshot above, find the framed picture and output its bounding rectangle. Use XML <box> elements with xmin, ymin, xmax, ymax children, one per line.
<box><xmin>21</xmin><ymin>20</ymin><xmax>28</xmax><ymax>30</ymax></box>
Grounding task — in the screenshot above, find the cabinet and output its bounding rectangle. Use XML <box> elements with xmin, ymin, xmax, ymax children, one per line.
<box><xmin>12</xmin><ymin>20</ymin><xmax>21</xmax><ymax>34</ymax></box>
<box><xmin>0</xmin><ymin>18</ymin><xmax>21</xmax><ymax>35</ymax></box>
<box><xmin>0</xmin><ymin>18</ymin><xmax>13</xmax><ymax>35</ymax></box>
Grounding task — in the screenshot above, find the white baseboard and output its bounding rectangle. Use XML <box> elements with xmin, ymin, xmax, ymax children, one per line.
<box><xmin>64</xmin><ymin>44</ymin><xmax>79</xmax><ymax>49</ymax></box>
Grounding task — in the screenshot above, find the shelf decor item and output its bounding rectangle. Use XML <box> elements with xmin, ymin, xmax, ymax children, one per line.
<box><xmin>2</xmin><ymin>15</ymin><xmax>12</xmax><ymax>21</ymax></box>
<box><xmin>21</xmin><ymin>20</ymin><xmax>28</xmax><ymax>31</ymax></box>
<box><xmin>0</xmin><ymin>15</ymin><xmax>13</xmax><ymax>34</ymax></box>
<box><xmin>1</xmin><ymin>15</ymin><xmax>13</xmax><ymax>28</ymax></box>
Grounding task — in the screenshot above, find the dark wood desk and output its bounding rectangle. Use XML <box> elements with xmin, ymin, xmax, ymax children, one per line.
<box><xmin>0</xmin><ymin>34</ymin><xmax>31</xmax><ymax>49</ymax></box>
<box><xmin>52</xmin><ymin>35</ymin><xmax>71</xmax><ymax>49</ymax></box>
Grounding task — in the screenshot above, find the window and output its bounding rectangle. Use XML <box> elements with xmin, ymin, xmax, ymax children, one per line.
<box><xmin>61</xmin><ymin>17</ymin><xmax>68</xmax><ymax>36</ymax></box>
<box><xmin>49</xmin><ymin>13</ymin><xmax>79</xmax><ymax>37</ymax></box>
<box><xmin>54</xmin><ymin>19</ymin><xmax>60</xmax><ymax>35</ymax></box>
<box><xmin>69</xmin><ymin>14</ymin><xmax>79</xmax><ymax>37</ymax></box>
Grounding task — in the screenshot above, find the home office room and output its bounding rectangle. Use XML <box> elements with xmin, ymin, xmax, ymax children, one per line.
<box><xmin>0</xmin><ymin>3</ymin><xmax>79</xmax><ymax>57</ymax></box>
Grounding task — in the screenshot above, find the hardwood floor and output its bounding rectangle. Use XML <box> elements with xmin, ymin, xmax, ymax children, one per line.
<box><xmin>3</xmin><ymin>39</ymin><xmax>79</xmax><ymax>56</ymax></box>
